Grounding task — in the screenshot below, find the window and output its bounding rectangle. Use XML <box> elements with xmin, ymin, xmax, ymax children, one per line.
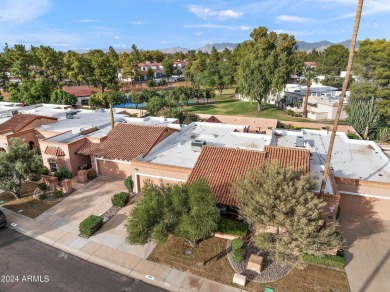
<box><xmin>48</xmin><ymin>158</ymin><xmax>57</xmax><ymax>172</ymax></box>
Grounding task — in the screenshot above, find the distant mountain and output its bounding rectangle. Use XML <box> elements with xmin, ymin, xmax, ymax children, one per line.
<box><xmin>296</xmin><ymin>39</ymin><xmax>359</xmax><ymax>52</ymax></box>
<box><xmin>160</xmin><ymin>46</ymin><xmax>190</xmax><ymax>54</ymax></box>
<box><xmin>198</xmin><ymin>42</ymin><xmax>240</xmax><ymax>53</ymax></box>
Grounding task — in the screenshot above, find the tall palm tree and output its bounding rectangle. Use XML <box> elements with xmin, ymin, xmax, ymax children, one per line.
<box><xmin>320</xmin><ymin>0</ymin><xmax>364</xmax><ymax>196</ymax></box>
<box><xmin>302</xmin><ymin>68</ymin><xmax>317</xmax><ymax>118</ymax></box>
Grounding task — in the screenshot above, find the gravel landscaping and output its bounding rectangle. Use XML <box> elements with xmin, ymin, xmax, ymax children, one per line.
<box><xmin>227</xmin><ymin>241</ymin><xmax>292</xmax><ymax>283</ymax></box>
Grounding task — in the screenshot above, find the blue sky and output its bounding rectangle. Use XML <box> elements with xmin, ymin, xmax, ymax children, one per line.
<box><xmin>0</xmin><ymin>0</ymin><xmax>389</xmax><ymax>51</ymax></box>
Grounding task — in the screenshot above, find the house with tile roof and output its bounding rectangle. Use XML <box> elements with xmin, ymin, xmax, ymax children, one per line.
<box><xmin>62</xmin><ymin>86</ymin><xmax>92</xmax><ymax>106</ymax></box>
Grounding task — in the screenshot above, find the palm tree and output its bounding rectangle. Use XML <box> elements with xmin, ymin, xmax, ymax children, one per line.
<box><xmin>320</xmin><ymin>0</ymin><xmax>364</xmax><ymax>196</ymax></box>
<box><xmin>302</xmin><ymin>68</ymin><xmax>318</xmax><ymax>118</ymax></box>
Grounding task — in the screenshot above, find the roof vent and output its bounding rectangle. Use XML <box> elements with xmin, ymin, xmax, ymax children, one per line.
<box><xmin>295</xmin><ymin>136</ymin><xmax>305</xmax><ymax>148</ymax></box>
<box><xmin>191</xmin><ymin>140</ymin><xmax>206</xmax><ymax>152</ymax></box>
<box><xmin>66</xmin><ymin>111</ymin><xmax>77</xmax><ymax>119</ymax></box>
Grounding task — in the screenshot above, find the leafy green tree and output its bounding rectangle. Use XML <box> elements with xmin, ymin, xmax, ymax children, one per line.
<box><xmin>9</xmin><ymin>78</ymin><xmax>52</xmax><ymax>105</ymax></box>
<box><xmin>146</xmin><ymin>68</ymin><xmax>154</xmax><ymax>80</ymax></box>
<box><xmin>147</xmin><ymin>96</ymin><xmax>164</xmax><ymax>116</ymax></box>
<box><xmin>184</xmin><ymin>52</ymin><xmax>207</xmax><ymax>86</ymax></box>
<box><xmin>318</xmin><ymin>45</ymin><xmax>348</xmax><ymax>76</ymax></box>
<box><xmin>50</xmin><ymin>89</ymin><xmax>77</xmax><ymax>105</ymax></box>
<box><xmin>162</xmin><ymin>57</ymin><xmax>174</xmax><ymax>80</ymax></box>
<box><xmin>88</xmin><ymin>49</ymin><xmax>118</xmax><ymax>92</ymax></box>
<box><xmin>0</xmin><ymin>138</ymin><xmax>45</xmax><ymax>198</ymax></box>
<box><xmin>237</xmin><ymin>27</ymin><xmax>296</xmax><ymax>111</ymax></box>
<box><xmin>292</xmin><ymin>50</ymin><xmax>307</xmax><ymax>75</ymax></box>
<box><xmin>348</xmin><ymin>99</ymin><xmax>380</xmax><ymax>139</ymax></box>
<box><xmin>126</xmin><ymin>179</ymin><xmax>219</xmax><ymax>246</ymax></box>
<box><xmin>88</xmin><ymin>92</ymin><xmax>108</xmax><ymax>109</ymax></box>
<box><xmin>306</xmin><ymin>49</ymin><xmax>320</xmax><ymax>63</ymax></box>
<box><xmin>3</xmin><ymin>44</ymin><xmax>32</xmax><ymax>80</ymax></box>
<box><xmin>233</xmin><ymin>161</ymin><xmax>340</xmax><ymax>265</ymax></box>
<box><xmin>63</xmin><ymin>51</ymin><xmax>91</xmax><ymax>85</ymax></box>
<box><xmin>350</xmin><ymin>39</ymin><xmax>390</xmax><ymax>124</ymax></box>
<box><xmin>130</xmin><ymin>91</ymin><xmax>147</xmax><ymax>109</ymax></box>
<box><xmin>0</xmin><ymin>54</ymin><xmax>9</xmax><ymax>90</ymax></box>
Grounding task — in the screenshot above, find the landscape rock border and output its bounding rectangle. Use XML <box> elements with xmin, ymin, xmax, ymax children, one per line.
<box><xmin>226</xmin><ymin>241</ymin><xmax>292</xmax><ymax>283</ymax></box>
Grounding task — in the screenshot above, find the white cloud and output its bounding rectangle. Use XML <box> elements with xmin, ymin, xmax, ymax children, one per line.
<box><xmin>113</xmin><ymin>44</ymin><xmax>127</xmax><ymax>49</ymax></box>
<box><xmin>184</xmin><ymin>23</ymin><xmax>250</xmax><ymax>30</ymax></box>
<box><xmin>195</xmin><ymin>32</ymin><xmax>204</xmax><ymax>36</ymax></box>
<box><xmin>275</xmin><ymin>15</ymin><xmax>311</xmax><ymax>24</ymax></box>
<box><xmin>188</xmin><ymin>5</ymin><xmax>242</xmax><ymax>20</ymax></box>
<box><xmin>318</xmin><ymin>0</ymin><xmax>390</xmax><ymax>18</ymax></box>
<box><xmin>129</xmin><ymin>20</ymin><xmax>144</xmax><ymax>25</ymax></box>
<box><xmin>75</xmin><ymin>19</ymin><xmax>100</xmax><ymax>23</ymax></box>
<box><xmin>0</xmin><ymin>0</ymin><xmax>51</xmax><ymax>23</ymax></box>
<box><xmin>160</xmin><ymin>40</ymin><xmax>169</xmax><ymax>44</ymax></box>
<box><xmin>114</xmin><ymin>36</ymin><xmax>121</xmax><ymax>40</ymax></box>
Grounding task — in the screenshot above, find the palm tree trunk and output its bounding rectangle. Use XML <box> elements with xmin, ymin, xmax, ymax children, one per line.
<box><xmin>303</xmin><ymin>84</ymin><xmax>310</xmax><ymax>118</ymax></box>
<box><xmin>320</xmin><ymin>0</ymin><xmax>364</xmax><ymax>196</ymax></box>
<box><xmin>109</xmin><ymin>103</ymin><xmax>114</xmax><ymax>129</ymax></box>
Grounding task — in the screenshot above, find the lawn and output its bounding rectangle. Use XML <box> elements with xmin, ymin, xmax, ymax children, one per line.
<box><xmin>0</xmin><ymin>182</ymin><xmax>59</xmax><ymax>219</ymax></box>
<box><xmin>148</xmin><ymin>236</ymin><xmax>350</xmax><ymax>292</ymax></box>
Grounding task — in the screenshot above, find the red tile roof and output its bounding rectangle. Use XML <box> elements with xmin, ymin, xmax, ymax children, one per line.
<box><xmin>187</xmin><ymin>145</ymin><xmax>311</xmax><ymax>206</ymax></box>
<box><xmin>44</xmin><ymin>146</ymin><xmax>65</xmax><ymax>156</ymax></box>
<box><xmin>0</xmin><ymin>114</ymin><xmax>57</xmax><ymax>133</ymax></box>
<box><xmin>77</xmin><ymin>123</ymin><xmax>173</xmax><ymax>161</ymax></box>
<box><xmin>62</xmin><ymin>86</ymin><xmax>91</xmax><ymax>97</ymax></box>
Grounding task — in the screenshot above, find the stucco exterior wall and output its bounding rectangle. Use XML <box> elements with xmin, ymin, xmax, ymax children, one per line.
<box><xmin>94</xmin><ymin>159</ymin><xmax>132</xmax><ymax>179</ymax></box>
<box><xmin>339</xmin><ymin>194</ymin><xmax>390</xmax><ymax>220</ymax></box>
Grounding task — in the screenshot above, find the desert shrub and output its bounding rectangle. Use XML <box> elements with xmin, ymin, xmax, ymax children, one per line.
<box><xmin>37</xmin><ymin>183</ymin><xmax>47</xmax><ymax>191</ymax></box>
<box><xmin>54</xmin><ymin>167</ymin><xmax>72</xmax><ymax>181</ymax></box>
<box><xmin>231</xmin><ymin>238</ymin><xmax>244</xmax><ymax>251</ymax></box>
<box><xmin>79</xmin><ymin>215</ymin><xmax>103</xmax><ymax>236</ymax></box>
<box><xmin>301</xmin><ymin>252</ymin><xmax>344</xmax><ymax>269</ymax></box>
<box><xmin>41</xmin><ymin>167</ymin><xmax>50</xmax><ymax>175</ymax></box>
<box><xmin>53</xmin><ymin>190</ymin><xmax>63</xmax><ymax>198</ymax></box>
<box><xmin>217</xmin><ymin>217</ymin><xmax>248</xmax><ymax>237</ymax></box>
<box><xmin>124</xmin><ymin>176</ymin><xmax>133</xmax><ymax>192</ymax></box>
<box><xmin>147</xmin><ymin>80</ymin><xmax>156</xmax><ymax>87</ymax></box>
<box><xmin>255</xmin><ymin>233</ymin><xmax>273</xmax><ymax>251</ymax></box>
<box><xmin>87</xmin><ymin>170</ymin><xmax>97</xmax><ymax>180</ymax></box>
<box><xmin>232</xmin><ymin>248</ymin><xmax>246</xmax><ymax>264</ymax></box>
<box><xmin>111</xmin><ymin>192</ymin><xmax>129</xmax><ymax>207</ymax></box>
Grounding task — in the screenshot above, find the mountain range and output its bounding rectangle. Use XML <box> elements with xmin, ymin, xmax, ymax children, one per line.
<box><xmin>159</xmin><ymin>39</ymin><xmax>356</xmax><ymax>54</ymax></box>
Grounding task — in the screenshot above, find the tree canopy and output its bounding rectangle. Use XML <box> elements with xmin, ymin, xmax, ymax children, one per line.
<box><xmin>126</xmin><ymin>179</ymin><xmax>219</xmax><ymax>246</ymax></box>
<box><xmin>9</xmin><ymin>78</ymin><xmax>52</xmax><ymax>105</ymax></box>
<box><xmin>50</xmin><ymin>89</ymin><xmax>77</xmax><ymax>105</ymax></box>
<box><xmin>233</xmin><ymin>161</ymin><xmax>340</xmax><ymax>265</ymax></box>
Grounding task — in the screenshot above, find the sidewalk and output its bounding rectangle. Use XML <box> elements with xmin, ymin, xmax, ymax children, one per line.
<box><xmin>1</xmin><ymin>207</ymin><xmax>246</xmax><ymax>292</ymax></box>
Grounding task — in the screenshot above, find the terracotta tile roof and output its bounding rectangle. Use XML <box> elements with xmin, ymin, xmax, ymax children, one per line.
<box><xmin>62</xmin><ymin>86</ymin><xmax>91</xmax><ymax>97</ymax></box>
<box><xmin>44</xmin><ymin>146</ymin><xmax>65</xmax><ymax>156</ymax></box>
<box><xmin>264</xmin><ymin>145</ymin><xmax>311</xmax><ymax>173</ymax></box>
<box><xmin>77</xmin><ymin>123</ymin><xmax>172</xmax><ymax>161</ymax></box>
<box><xmin>0</xmin><ymin>114</ymin><xmax>57</xmax><ymax>133</ymax></box>
<box><xmin>187</xmin><ymin>145</ymin><xmax>311</xmax><ymax>206</ymax></box>
<box><xmin>204</xmin><ymin>116</ymin><xmax>222</xmax><ymax>123</ymax></box>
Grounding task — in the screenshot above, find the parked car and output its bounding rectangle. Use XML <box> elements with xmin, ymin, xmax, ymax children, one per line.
<box><xmin>0</xmin><ymin>210</ymin><xmax>7</xmax><ymax>228</ymax></box>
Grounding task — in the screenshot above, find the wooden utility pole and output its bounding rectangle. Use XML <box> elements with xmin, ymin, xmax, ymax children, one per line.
<box><xmin>320</xmin><ymin>0</ymin><xmax>364</xmax><ymax>195</ymax></box>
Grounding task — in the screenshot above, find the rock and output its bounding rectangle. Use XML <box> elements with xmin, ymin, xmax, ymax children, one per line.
<box><xmin>233</xmin><ymin>273</ymin><xmax>246</xmax><ymax>286</ymax></box>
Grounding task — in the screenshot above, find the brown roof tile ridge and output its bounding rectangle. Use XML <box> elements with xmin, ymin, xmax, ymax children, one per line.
<box><xmin>132</xmin><ymin>160</ymin><xmax>193</xmax><ymax>172</ymax></box>
<box><xmin>264</xmin><ymin>145</ymin><xmax>311</xmax><ymax>154</ymax></box>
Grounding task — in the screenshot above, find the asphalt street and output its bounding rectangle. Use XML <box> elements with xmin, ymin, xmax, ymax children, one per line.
<box><xmin>0</xmin><ymin>228</ymin><xmax>166</xmax><ymax>292</ymax></box>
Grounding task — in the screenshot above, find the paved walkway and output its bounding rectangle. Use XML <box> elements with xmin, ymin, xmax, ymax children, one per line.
<box><xmin>1</xmin><ymin>182</ymin><xmax>246</xmax><ymax>292</ymax></box>
<box><xmin>340</xmin><ymin>214</ymin><xmax>390</xmax><ymax>292</ymax></box>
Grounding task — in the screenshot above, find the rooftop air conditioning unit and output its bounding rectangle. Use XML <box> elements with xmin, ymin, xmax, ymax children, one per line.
<box><xmin>191</xmin><ymin>140</ymin><xmax>206</xmax><ymax>152</ymax></box>
<box><xmin>66</xmin><ymin>111</ymin><xmax>77</xmax><ymax>119</ymax></box>
<box><xmin>295</xmin><ymin>136</ymin><xmax>305</xmax><ymax>148</ymax></box>
<box><xmin>7</xmin><ymin>110</ymin><xmax>18</xmax><ymax>117</ymax></box>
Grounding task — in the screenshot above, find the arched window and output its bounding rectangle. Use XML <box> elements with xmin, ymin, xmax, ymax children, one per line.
<box><xmin>48</xmin><ymin>158</ymin><xmax>57</xmax><ymax>172</ymax></box>
<box><xmin>28</xmin><ymin>141</ymin><xmax>35</xmax><ymax>150</ymax></box>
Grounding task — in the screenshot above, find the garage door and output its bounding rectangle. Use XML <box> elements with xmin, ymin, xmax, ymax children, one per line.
<box><xmin>96</xmin><ymin>159</ymin><xmax>131</xmax><ymax>179</ymax></box>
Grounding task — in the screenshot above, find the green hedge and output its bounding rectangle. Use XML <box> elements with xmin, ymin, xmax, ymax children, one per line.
<box><xmin>217</xmin><ymin>217</ymin><xmax>248</xmax><ymax>237</ymax></box>
<box><xmin>124</xmin><ymin>176</ymin><xmax>133</xmax><ymax>192</ymax></box>
<box><xmin>53</xmin><ymin>190</ymin><xmax>63</xmax><ymax>198</ymax></box>
<box><xmin>301</xmin><ymin>252</ymin><xmax>344</xmax><ymax>269</ymax></box>
<box><xmin>79</xmin><ymin>215</ymin><xmax>103</xmax><ymax>236</ymax></box>
<box><xmin>231</xmin><ymin>238</ymin><xmax>244</xmax><ymax>251</ymax></box>
<box><xmin>54</xmin><ymin>167</ymin><xmax>72</xmax><ymax>181</ymax></box>
<box><xmin>111</xmin><ymin>192</ymin><xmax>129</xmax><ymax>207</ymax></box>
<box><xmin>87</xmin><ymin>170</ymin><xmax>97</xmax><ymax>180</ymax></box>
<box><xmin>232</xmin><ymin>248</ymin><xmax>246</xmax><ymax>264</ymax></box>
<box><xmin>37</xmin><ymin>183</ymin><xmax>47</xmax><ymax>191</ymax></box>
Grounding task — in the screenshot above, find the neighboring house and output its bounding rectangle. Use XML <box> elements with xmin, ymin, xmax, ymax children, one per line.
<box><xmin>137</xmin><ymin>60</ymin><xmax>187</xmax><ymax>81</ymax></box>
<box><xmin>0</xmin><ymin>114</ymin><xmax>57</xmax><ymax>152</ymax></box>
<box><xmin>62</xmin><ymin>86</ymin><xmax>92</xmax><ymax>106</ymax></box>
<box><xmin>173</xmin><ymin>61</ymin><xmax>187</xmax><ymax>74</ymax></box>
<box><xmin>304</xmin><ymin>61</ymin><xmax>317</xmax><ymax>69</ymax></box>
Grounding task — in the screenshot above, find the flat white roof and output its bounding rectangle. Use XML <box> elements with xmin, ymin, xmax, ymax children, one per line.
<box><xmin>140</xmin><ymin>122</ymin><xmax>272</xmax><ymax>168</ymax></box>
<box><xmin>123</xmin><ymin>116</ymin><xmax>178</xmax><ymax>127</ymax></box>
<box><xmin>274</xmin><ymin>129</ymin><xmax>390</xmax><ymax>184</ymax></box>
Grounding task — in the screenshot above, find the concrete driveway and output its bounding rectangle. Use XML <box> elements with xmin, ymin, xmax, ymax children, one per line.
<box><xmin>35</xmin><ymin>176</ymin><xmax>156</xmax><ymax>258</ymax></box>
<box><xmin>340</xmin><ymin>214</ymin><xmax>390</xmax><ymax>292</ymax></box>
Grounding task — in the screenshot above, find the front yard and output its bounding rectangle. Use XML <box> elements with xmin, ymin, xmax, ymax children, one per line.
<box><xmin>148</xmin><ymin>236</ymin><xmax>350</xmax><ymax>292</ymax></box>
<box><xmin>0</xmin><ymin>182</ymin><xmax>60</xmax><ymax>219</ymax></box>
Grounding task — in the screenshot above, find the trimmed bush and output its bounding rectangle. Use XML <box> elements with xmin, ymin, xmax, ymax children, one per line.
<box><xmin>38</xmin><ymin>193</ymin><xmax>46</xmax><ymax>200</ymax></box>
<box><xmin>232</xmin><ymin>248</ymin><xmax>246</xmax><ymax>264</ymax></box>
<box><xmin>301</xmin><ymin>252</ymin><xmax>344</xmax><ymax>269</ymax></box>
<box><xmin>37</xmin><ymin>183</ymin><xmax>47</xmax><ymax>191</ymax></box>
<box><xmin>111</xmin><ymin>192</ymin><xmax>129</xmax><ymax>207</ymax></box>
<box><xmin>124</xmin><ymin>176</ymin><xmax>133</xmax><ymax>192</ymax></box>
<box><xmin>54</xmin><ymin>167</ymin><xmax>72</xmax><ymax>181</ymax></box>
<box><xmin>217</xmin><ymin>217</ymin><xmax>248</xmax><ymax>237</ymax></box>
<box><xmin>147</xmin><ymin>80</ymin><xmax>156</xmax><ymax>87</ymax></box>
<box><xmin>231</xmin><ymin>238</ymin><xmax>244</xmax><ymax>251</ymax></box>
<box><xmin>79</xmin><ymin>215</ymin><xmax>103</xmax><ymax>236</ymax></box>
<box><xmin>53</xmin><ymin>190</ymin><xmax>63</xmax><ymax>198</ymax></box>
<box><xmin>87</xmin><ymin>170</ymin><xmax>97</xmax><ymax>180</ymax></box>
<box><xmin>255</xmin><ymin>233</ymin><xmax>273</xmax><ymax>251</ymax></box>
<box><xmin>41</xmin><ymin>167</ymin><xmax>50</xmax><ymax>175</ymax></box>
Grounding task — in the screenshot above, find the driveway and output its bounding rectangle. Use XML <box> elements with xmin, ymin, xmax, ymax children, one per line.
<box><xmin>340</xmin><ymin>214</ymin><xmax>390</xmax><ymax>292</ymax></box>
<box><xmin>35</xmin><ymin>176</ymin><xmax>156</xmax><ymax>258</ymax></box>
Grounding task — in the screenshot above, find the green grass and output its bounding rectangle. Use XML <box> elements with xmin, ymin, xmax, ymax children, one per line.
<box><xmin>183</xmin><ymin>90</ymin><xmax>314</xmax><ymax>122</ymax></box>
<box><xmin>217</xmin><ymin>217</ymin><xmax>248</xmax><ymax>237</ymax></box>
<box><xmin>301</xmin><ymin>252</ymin><xmax>345</xmax><ymax>270</ymax></box>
